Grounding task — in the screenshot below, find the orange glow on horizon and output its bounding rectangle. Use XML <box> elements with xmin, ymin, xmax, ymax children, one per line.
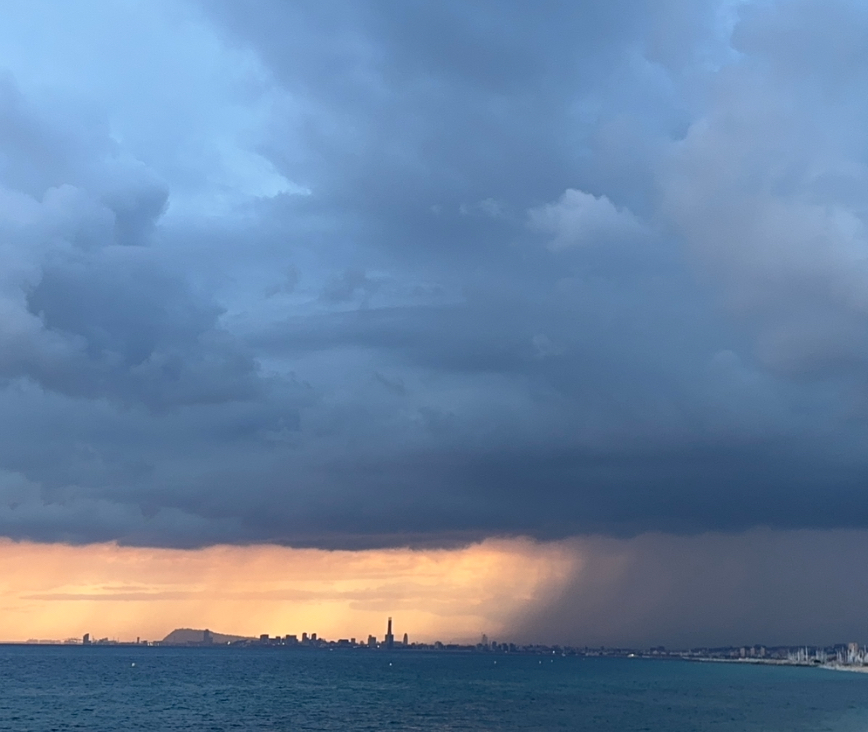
<box><xmin>0</xmin><ymin>538</ymin><xmax>576</xmax><ymax>644</ymax></box>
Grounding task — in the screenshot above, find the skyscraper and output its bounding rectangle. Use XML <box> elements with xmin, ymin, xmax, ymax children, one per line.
<box><xmin>385</xmin><ymin>617</ymin><xmax>394</xmax><ymax>649</ymax></box>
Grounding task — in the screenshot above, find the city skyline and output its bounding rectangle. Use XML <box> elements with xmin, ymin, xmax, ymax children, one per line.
<box><xmin>21</xmin><ymin>623</ymin><xmax>868</xmax><ymax>675</ymax></box>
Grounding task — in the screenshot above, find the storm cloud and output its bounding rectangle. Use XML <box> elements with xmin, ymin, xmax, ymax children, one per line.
<box><xmin>0</xmin><ymin>0</ymin><xmax>867</xmax><ymax>550</ymax></box>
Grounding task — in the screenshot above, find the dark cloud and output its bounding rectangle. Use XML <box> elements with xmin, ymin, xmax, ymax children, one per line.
<box><xmin>0</xmin><ymin>0</ymin><xmax>867</xmax><ymax>553</ymax></box>
<box><xmin>25</xmin><ymin>248</ymin><xmax>260</xmax><ymax>408</ymax></box>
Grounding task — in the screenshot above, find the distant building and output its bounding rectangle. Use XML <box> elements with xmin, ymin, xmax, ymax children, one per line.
<box><xmin>302</xmin><ymin>633</ymin><xmax>309</xmax><ymax>644</ymax></box>
<box><xmin>203</xmin><ymin>629</ymin><xmax>213</xmax><ymax>645</ymax></box>
<box><xmin>402</xmin><ymin>633</ymin><xmax>409</xmax><ymax>646</ymax></box>
<box><xmin>385</xmin><ymin>617</ymin><xmax>394</xmax><ymax>650</ymax></box>
<box><xmin>367</xmin><ymin>635</ymin><xmax>377</xmax><ymax>648</ymax></box>
<box><xmin>285</xmin><ymin>635</ymin><xmax>298</xmax><ymax>645</ymax></box>
<box><xmin>82</xmin><ymin>633</ymin><xmax>91</xmax><ymax>645</ymax></box>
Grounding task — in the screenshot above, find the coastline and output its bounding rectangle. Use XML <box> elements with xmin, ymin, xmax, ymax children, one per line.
<box><xmin>819</xmin><ymin>664</ymin><xmax>868</xmax><ymax>674</ymax></box>
<box><xmin>691</xmin><ymin>656</ymin><xmax>868</xmax><ymax>674</ymax></box>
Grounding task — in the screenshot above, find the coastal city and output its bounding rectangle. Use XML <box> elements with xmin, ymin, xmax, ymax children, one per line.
<box><xmin>20</xmin><ymin>618</ymin><xmax>868</xmax><ymax>672</ymax></box>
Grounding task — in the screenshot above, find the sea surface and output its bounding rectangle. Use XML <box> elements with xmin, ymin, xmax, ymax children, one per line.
<box><xmin>2</xmin><ymin>646</ymin><xmax>868</xmax><ymax>731</ymax></box>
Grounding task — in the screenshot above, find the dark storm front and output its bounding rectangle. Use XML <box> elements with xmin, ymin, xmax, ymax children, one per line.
<box><xmin>2</xmin><ymin>647</ymin><xmax>868</xmax><ymax>732</ymax></box>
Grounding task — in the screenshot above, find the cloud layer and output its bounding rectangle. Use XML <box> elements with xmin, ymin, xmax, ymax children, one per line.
<box><xmin>0</xmin><ymin>1</ymin><xmax>867</xmax><ymax>549</ymax></box>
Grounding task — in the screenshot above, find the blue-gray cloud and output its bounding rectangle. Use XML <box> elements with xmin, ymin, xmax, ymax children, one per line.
<box><xmin>0</xmin><ymin>0</ymin><xmax>866</xmax><ymax>549</ymax></box>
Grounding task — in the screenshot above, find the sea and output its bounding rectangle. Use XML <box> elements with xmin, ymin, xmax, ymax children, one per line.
<box><xmin>2</xmin><ymin>646</ymin><xmax>868</xmax><ymax>731</ymax></box>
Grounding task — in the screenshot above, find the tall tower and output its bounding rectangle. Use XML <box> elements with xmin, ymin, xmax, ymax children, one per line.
<box><xmin>385</xmin><ymin>616</ymin><xmax>394</xmax><ymax>649</ymax></box>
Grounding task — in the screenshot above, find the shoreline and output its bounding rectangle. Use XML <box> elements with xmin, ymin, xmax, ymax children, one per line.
<box><xmin>690</xmin><ymin>656</ymin><xmax>868</xmax><ymax>674</ymax></box>
<box><xmin>818</xmin><ymin>663</ymin><xmax>868</xmax><ymax>674</ymax></box>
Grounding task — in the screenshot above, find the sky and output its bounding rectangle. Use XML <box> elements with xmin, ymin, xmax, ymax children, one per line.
<box><xmin>0</xmin><ymin>538</ymin><xmax>574</xmax><ymax>645</ymax></box>
<box><xmin>2</xmin><ymin>0</ymin><xmax>868</xmax><ymax>646</ymax></box>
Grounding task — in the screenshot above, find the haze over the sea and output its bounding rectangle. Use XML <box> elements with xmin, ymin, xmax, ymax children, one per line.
<box><xmin>1</xmin><ymin>0</ymin><xmax>868</xmax><ymax>648</ymax></box>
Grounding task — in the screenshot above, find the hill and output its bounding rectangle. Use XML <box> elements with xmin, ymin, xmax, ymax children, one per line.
<box><xmin>160</xmin><ymin>628</ymin><xmax>251</xmax><ymax>645</ymax></box>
